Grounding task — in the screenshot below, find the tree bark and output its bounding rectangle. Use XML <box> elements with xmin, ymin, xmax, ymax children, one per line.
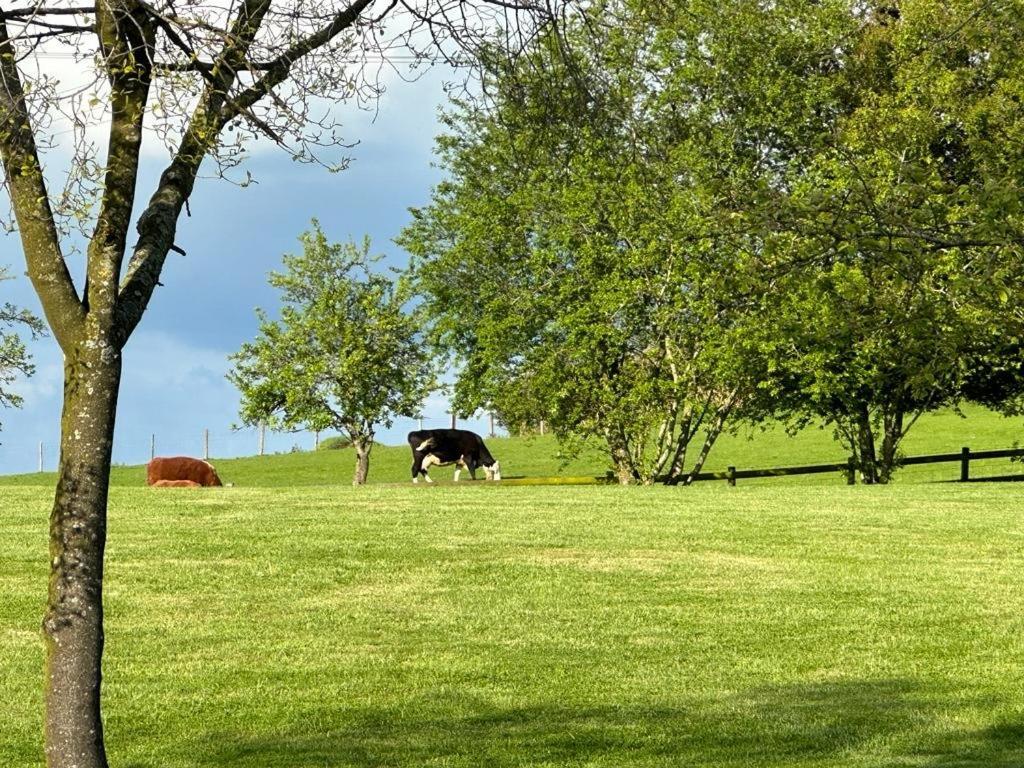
<box><xmin>43</xmin><ymin>338</ymin><xmax>122</xmax><ymax>768</ymax></box>
<box><xmin>855</xmin><ymin>406</ymin><xmax>879</xmax><ymax>484</ymax></box>
<box><xmin>878</xmin><ymin>407</ymin><xmax>903</xmax><ymax>484</ymax></box>
<box><xmin>352</xmin><ymin>440</ymin><xmax>372</xmax><ymax>485</ymax></box>
<box><xmin>608</xmin><ymin>439</ymin><xmax>634</xmax><ymax>485</ymax></box>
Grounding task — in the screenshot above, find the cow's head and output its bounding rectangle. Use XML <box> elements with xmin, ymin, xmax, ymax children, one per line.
<box><xmin>485</xmin><ymin>461</ymin><xmax>502</xmax><ymax>481</ymax></box>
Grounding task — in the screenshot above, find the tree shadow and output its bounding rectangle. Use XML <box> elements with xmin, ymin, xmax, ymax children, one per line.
<box><xmin>157</xmin><ymin>678</ymin><xmax>965</xmax><ymax>767</ymax></box>
<box><xmin>922</xmin><ymin>721</ymin><xmax>1024</xmax><ymax>767</ymax></box>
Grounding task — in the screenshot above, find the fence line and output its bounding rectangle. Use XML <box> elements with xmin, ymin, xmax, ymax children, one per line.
<box><xmin>689</xmin><ymin>445</ymin><xmax>1024</xmax><ymax>486</ymax></box>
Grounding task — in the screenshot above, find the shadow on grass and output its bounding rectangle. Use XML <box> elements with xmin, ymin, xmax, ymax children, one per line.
<box><xmin>138</xmin><ymin>679</ymin><xmax>1022</xmax><ymax>768</ymax></box>
<box><xmin>923</xmin><ymin>721</ymin><xmax>1024</xmax><ymax>767</ymax></box>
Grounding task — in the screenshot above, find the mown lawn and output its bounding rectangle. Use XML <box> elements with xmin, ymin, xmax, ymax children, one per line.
<box><xmin>3</xmin><ymin>483</ymin><xmax>1024</xmax><ymax>767</ymax></box>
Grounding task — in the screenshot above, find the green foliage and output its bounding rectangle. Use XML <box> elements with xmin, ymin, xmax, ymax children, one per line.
<box><xmin>403</xmin><ymin>0</ymin><xmax>1024</xmax><ymax>484</ymax></box>
<box><xmin>0</xmin><ymin>266</ymin><xmax>45</xmax><ymax>429</ymax></box>
<box><xmin>316</xmin><ymin>435</ymin><xmax>352</xmax><ymax>451</ymax></box>
<box><xmin>228</xmin><ymin>224</ymin><xmax>435</xmax><ymax>483</ymax></box>
<box><xmin>401</xmin><ymin>9</ymin><xmax>771</xmax><ymax>485</ymax></box>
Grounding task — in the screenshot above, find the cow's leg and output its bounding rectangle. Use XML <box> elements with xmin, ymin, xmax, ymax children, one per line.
<box><xmin>420</xmin><ymin>454</ymin><xmax>438</xmax><ymax>483</ymax></box>
<box><xmin>412</xmin><ymin>454</ymin><xmax>423</xmax><ymax>483</ymax></box>
<box><xmin>466</xmin><ymin>457</ymin><xmax>478</xmax><ymax>481</ymax></box>
<box><xmin>453</xmin><ymin>459</ymin><xmax>463</xmax><ymax>482</ymax></box>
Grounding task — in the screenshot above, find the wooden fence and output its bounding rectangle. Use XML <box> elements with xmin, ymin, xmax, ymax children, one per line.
<box><xmin>472</xmin><ymin>446</ymin><xmax>1024</xmax><ymax>487</ymax></box>
<box><xmin>690</xmin><ymin>446</ymin><xmax>1024</xmax><ymax>486</ymax></box>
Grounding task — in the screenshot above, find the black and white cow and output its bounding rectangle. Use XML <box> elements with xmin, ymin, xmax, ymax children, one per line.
<box><xmin>407</xmin><ymin>429</ymin><xmax>502</xmax><ymax>483</ymax></box>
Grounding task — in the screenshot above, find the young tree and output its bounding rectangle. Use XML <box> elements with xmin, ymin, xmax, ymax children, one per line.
<box><xmin>229</xmin><ymin>225</ymin><xmax>433</xmax><ymax>484</ymax></box>
<box><xmin>0</xmin><ymin>265</ymin><xmax>45</xmax><ymax>426</ymax></box>
<box><xmin>0</xmin><ymin>3</ymin><xmax>576</xmax><ymax>766</ymax></box>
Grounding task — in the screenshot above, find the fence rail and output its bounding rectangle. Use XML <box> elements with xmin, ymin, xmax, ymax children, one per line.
<box><xmin>690</xmin><ymin>445</ymin><xmax>1024</xmax><ymax>486</ymax></box>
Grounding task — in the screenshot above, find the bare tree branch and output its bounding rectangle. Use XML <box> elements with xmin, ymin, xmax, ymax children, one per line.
<box><xmin>0</xmin><ymin>9</ymin><xmax>85</xmax><ymax>349</ymax></box>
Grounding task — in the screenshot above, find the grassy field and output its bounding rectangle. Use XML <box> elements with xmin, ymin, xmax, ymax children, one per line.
<box><xmin>2</xmin><ymin>404</ymin><xmax>1023</xmax><ymax>488</ymax></box>
<box><xmin>3</xmin><ymin>483</ymin><xmax>1024</xmax><ymax>767</ymax></box>
<box><xmin>3</xmin><ymin>406</ymin><xmax>1023</xmax><ymax>765</ymax></box>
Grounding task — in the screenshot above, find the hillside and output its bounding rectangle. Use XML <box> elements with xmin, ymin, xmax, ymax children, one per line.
<box><xmin>3</xmin><ymin>404</ymin><xmax>1022</xmax><ymax>488</ymax></box>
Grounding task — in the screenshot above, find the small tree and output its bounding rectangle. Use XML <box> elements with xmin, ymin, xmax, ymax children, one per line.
<box><xmin>0</xmin><ymin>266</ymin><xmax>45</xmax><ymax>426</ymax></box>
<box><xmin>229</xmin><ymin>224</ymin><xmax>433</xmax><ymax>484</ymax></box>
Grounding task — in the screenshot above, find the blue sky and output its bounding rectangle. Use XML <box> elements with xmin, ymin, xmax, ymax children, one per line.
<box><xmin>0</xmin><ymin>67</ymin><xmax>495</xmax><ymax>475</ymax></box>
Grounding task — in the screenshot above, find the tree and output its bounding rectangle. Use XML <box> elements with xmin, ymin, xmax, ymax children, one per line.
<box><xmin>0</xmin><ymin>2</ymin><xmax>577</xmax><ymax>765</ymax></box>
<box><xmin>0</xmin><ymin>265</ymin><xmax>45</xmax><ymax>426</ymax></box>
<box><xmin>229</xmin><ymin>224</ymin><xmax>433</xmax><ymax>484</ymax></box>
<box><xmin>404</xmin><ymin>0</ymin><xmax>1024</xmax><ymax>485</ymax></box>
<box><xmin>400</xmin><ymin>6</ymin><xmax>773</xmax><ymax>484</ymax></box>
<box><xmin>739</xmin><ymin>0</ymin><xmax>1024</xmax><ymax>482</ymax></box>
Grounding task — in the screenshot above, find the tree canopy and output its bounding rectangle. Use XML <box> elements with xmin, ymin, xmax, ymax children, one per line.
<box><xmin>402</xmin><ymin>0</ymin><xmax>1024</xmax><ymax>484</ymax></box>
<box><xmin>229</xmin><ymin>224</ymin><xmax>434</xmax><ymax>484</ymax></box>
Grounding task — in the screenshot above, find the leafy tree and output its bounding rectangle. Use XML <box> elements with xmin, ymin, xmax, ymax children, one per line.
<box><xmin>405</xmin><ymin>0</ymin><xmax>1024</xmax><ymax>485</ymax></box>
<box><xmin>0</xmin><ymin>2</ymin><xmax>578</xmax><ymax>765</ymax></box>
<box><xmin>632</xmin><ymin>0</ymin><xmax>1024</xmax><ymax>483</ymax></box>
<box><xmin>229</xmin><ymin>225</ymin><xmax>433</xmax><ymax>484</ymax></box>
<box><xmin>746</xmin><ymin>0</ymin><xmax>1024</xmax><ymax>482</ymax></box>
<box><xmin>0</xmin><ymin>266</ymin><xmax>45</xmax><ymax>426</ymax></box>
<box><xmin>401</xmin><ymin>8</ymin><xmax>772</xmax><ymax>484</ymax></box>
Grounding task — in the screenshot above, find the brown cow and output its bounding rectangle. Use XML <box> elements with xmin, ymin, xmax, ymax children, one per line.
<box><xmin>147</xmin><ymin>456</ymin><xmax>223</xmax><ymax>487</ymax></box>
<box><xmin>152</xmin><ymin>479</ymin><xmax>202</xmax><ymax>488</ymax></box>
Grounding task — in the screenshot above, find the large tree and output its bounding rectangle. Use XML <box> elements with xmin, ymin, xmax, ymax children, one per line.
<box><xmin>400</xmin><ymin>1</ymin><xmax>832</xmax><ymax>484</ymax></box>
<box><xmin>404</xmin><ymin>0</ymin><xmax>1024</xmax><ymax>485</ymax></box>
<box><xmin>229</xmin><ymin>224</ymin><xmax>434</xmax><ymax>484</ymax></box>
<box><xmin>0</xmin><ymin>2</ymin><xmax>576</xmax><ymax>766</ymax></box>
<box><xmin>740</xmin><ymin>0</ymin><xmax>1024</xmax><ymax>482</ymax></box>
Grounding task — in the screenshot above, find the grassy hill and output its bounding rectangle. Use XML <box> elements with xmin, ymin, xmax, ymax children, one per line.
<box><xmin>2</xmin><ymin>404</ymin><xmax>1022</xmax><ymax>488</ymax></box>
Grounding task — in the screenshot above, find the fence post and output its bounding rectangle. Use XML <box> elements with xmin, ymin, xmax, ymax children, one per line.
<box><xmin>38</xmin><ymin>441</ymin><xmax>43</xmax><ymax>473</ymax></box>
<box><xmin>727</xmin><ymin>466</ymin><xmax>736</xmax><ymax>487</ymax></box>
<box><xmin>150</xmin><ymin>433</ymin><xmax>155</xmax><ymax>461</ymax></box>
<box><xmin>846</xmin><ymin>456</ymin><xmax>856</xmax><ymax>485</ymax></box>
<box><xmin>960</xmin><ymin>446</ymin><xmax>970</xmax><ymax>482</ymax></box>
<box><xmin>203</xmin><ymin>429</ymin><xmax>209</xmax><ymax>460</ymax></box>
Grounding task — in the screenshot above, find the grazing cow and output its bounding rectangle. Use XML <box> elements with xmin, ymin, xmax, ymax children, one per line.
<box><xmin>147</xmin><ymin>456</ymin><xmax>223</xmax><ymax>487</ymax></box>
<box><xmin>407</xmin><ymin>429</ymin><xmax>501</xmax><ymax>483</ymax></box>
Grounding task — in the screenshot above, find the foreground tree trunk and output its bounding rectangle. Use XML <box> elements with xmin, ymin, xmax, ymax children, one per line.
<box><xmin>44</xmin><ymin>339</ymin><xmax>122</xmax><ymax>768</ymax></box>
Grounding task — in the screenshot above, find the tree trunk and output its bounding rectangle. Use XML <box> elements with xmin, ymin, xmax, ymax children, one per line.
<box><xmin>855</xmin><ymin>407</ymin><xmax>879</xmax><ymax>485</ymax></box>
<box><xmin>352</xmin><ymin>440</ymin><xmax>372</xmax><ymax>485</ymax></box>
<box><xmin>878</xmin><ymin>408</ymin><xmax>903</xmax><ymax>484</ymax></box>
<box><xmin>607</xmin><ymin>439</ymin><xmax>634</xmax><ymax>485</ymax></box>
<box><xmin>683</xmin><ymin>401</ymin><xmax>732</xmax><ymax>486</ymax></box>
<box><xmin>44</xmin><ymin>339</ymin><xmax>122</xmax><ymax>768</ymax></box>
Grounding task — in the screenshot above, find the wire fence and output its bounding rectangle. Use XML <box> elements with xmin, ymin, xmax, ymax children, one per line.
<box><xmin>0</xmin><ymin>412</ymin><xmax>504</xmax><ymax>476</ymax></box>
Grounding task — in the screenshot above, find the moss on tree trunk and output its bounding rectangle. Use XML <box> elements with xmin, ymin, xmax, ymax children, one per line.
<box><xmin>43</xmin><ymin>339</ymin><xmax>121</xmax><ymax>768</ymax></box>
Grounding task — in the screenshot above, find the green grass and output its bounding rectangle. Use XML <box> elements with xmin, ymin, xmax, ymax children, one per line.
<box><xmin>3</xmin><ymin>483</ymin><xmax>1024</xmax><ymax>766</ymax></box>
<box><xmin>7</xmin><ymin>404</ymin><xmax>1022</xmax><ymax>488</ymax></box>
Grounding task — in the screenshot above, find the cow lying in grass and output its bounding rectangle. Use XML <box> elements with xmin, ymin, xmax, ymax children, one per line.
<box><xmin>407</xmin><ymin>429</ymin><xmax>501</xmax><ymax>483</ymax></box>
<box><xmin>147</xmin><ymin>456</ymin><xmax>223</xmax><ymax>487</ymax></box>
